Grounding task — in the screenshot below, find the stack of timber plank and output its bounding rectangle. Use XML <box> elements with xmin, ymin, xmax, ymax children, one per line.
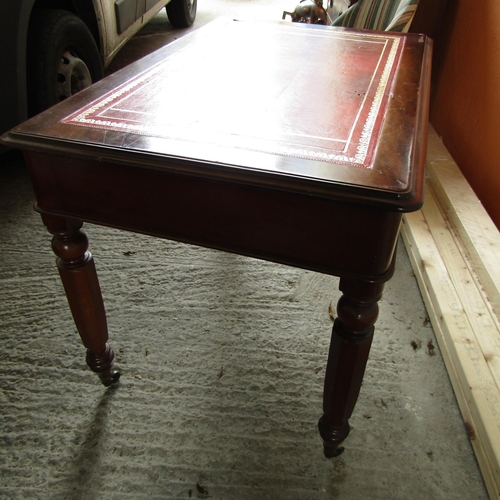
<box><xmin>401</xmin><ymin>125</ymin><xmax>500</xmax><ymax>499</ymax></box>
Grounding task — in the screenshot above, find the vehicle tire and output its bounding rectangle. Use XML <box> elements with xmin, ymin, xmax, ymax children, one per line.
<box><xmin>27</xmin><ymin>9</ymin><xmax>103</xmax><ymax>116</ymax></box>
<box><xmin>166</xmin><ymin>0</ymin><xmax>197</xmax><ymax>28</ymax></box>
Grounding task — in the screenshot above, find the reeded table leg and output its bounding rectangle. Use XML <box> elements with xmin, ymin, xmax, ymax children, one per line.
<box><xmin>42</xmin><ymin>214</ymin><xmax>120</xmax><ymax>386</ymax></box>
<box><xmin>319</xmin><ymin>277</ymin><xmax>385</xmax><ymax>457</ymax></box>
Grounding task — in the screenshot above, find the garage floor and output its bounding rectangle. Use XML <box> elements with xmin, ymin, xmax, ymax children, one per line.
<box><xmin>0</xmin><ymin>1</ymin><xmax>490</xmax><ymax>499</ymax></box>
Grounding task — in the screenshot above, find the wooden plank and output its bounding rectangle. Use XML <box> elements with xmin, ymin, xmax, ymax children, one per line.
<box><xmin>401</xmin><ymin>186</ymin><xmax>500</xmax><ymax>499</ymax></box>
<box><xmin>403</xmin><ymin>213</ymin><xmax>498</xmax><ymax>497</ymax></box>
<box><xmin>421</xmin><ymin>187</ymin><xmax>500</xmax><ymax>395</ymax></box>
<box><xmin>404</xmin><ymin>127</ymin><xmax>500</xmax><ymax>498</ymax></box>
<box><xmin>426</xmin><ymin>125</ymin><xmax>500</xmax><ymax>323</ymax></box>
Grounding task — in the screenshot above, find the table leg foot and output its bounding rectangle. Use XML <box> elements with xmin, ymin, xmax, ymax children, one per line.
<box><xmin>319</xmin><ymin>277</ymin><xmax>385</xmax><ymax>456</ymax></box>
<box><xmin>318</xmin><ymin>415</ymin><xmax>349</xmax><ymax>457</ymax></box>
<box><xmin>86</xmin><ymin>345</ymin><xmax>121</xmax><ymax>387</ymax></box>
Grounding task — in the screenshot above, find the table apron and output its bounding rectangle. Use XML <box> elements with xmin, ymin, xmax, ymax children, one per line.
<box><xmin>26</xmin><ymin>152</ymin><xmax>403</xmax><ymax>281</ymax></box>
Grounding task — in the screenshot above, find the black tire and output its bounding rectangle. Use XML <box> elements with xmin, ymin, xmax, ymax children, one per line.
<box><xmin>166</xmin><ymin>0</ymin><xmax>197</xmax><ymax>28</ymax></box>
<box><xmin>27</xmin><ymin>9</ymin><xmax>103</xmax><ymax>116</ymax></box>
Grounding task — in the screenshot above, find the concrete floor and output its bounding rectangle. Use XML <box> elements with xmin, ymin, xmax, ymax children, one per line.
<box><xmin>0</xmin><ymin>1</ymin><xmax>490</xmax><ymax>498</ymax></box>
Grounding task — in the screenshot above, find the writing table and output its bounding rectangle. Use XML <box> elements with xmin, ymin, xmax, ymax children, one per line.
<box><xmin>1</xmin><ymin>19</ymin><xmax>432</xmax><ymax>456</ymax></box>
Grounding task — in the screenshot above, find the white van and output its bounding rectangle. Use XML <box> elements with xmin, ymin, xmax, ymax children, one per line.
<box><xmin>0</xmin><ymin>0</ymin><xmax>197</xmax><ymax>138</ymax></box>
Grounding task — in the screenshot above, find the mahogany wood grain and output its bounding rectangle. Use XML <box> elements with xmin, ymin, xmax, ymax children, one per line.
<box><xmin>1</xmin><ymin>19</ymin><xmax>432</xmax><ymax>456</ymax></box>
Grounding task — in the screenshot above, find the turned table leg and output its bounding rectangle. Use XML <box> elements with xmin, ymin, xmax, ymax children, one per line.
<box><xmin>318</xmin><ymin>277</ymin><xmax>385</xmax><ymax>457</ymax></box>
<box><xmin>42</xmin><ymin>214</ymin><xmax>120</xmax><ymax>386</ymax></box>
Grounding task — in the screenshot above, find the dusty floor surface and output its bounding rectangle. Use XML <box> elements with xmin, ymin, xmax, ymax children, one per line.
<box><xmin>0</xmin><ymin>1</ymin><xmax>490</xmax><ymax>498</ymax></box>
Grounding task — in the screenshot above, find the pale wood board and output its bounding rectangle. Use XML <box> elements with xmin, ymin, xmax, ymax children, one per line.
<box><xmin>401</xmin><ymin>129</ymin><xmax>500</xmax><ymax>499</ymax></box>
<box><xmin>426</xmin><ymin>126</ymin><xmax>500</xmax><ymax>322</ymax></box>
<box><xmin>420</xmin><ymin>188</ymin><xmax>500</xmax><ymax>395</ymax></box>
<box><xmin>402</xmin><ymin>199</ymin><xmax>500</xmax><ymax>499</ymax></box>
<box><xmin>402</xmin><ymin>210</ymin><xmax>498</xmax><ymax>497</ymax></box>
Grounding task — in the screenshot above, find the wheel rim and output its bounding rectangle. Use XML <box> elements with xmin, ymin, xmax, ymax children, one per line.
<box><xmin>57</xmin><ymin>49</ymin><xmax>92</xmax><ymax>101</ymax></box>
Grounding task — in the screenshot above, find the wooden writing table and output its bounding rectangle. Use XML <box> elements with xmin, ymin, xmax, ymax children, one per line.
<box><xmin>2</xmin><ymin>19</ymin><xmax>432</xmax><ymax>457</ymax></box>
